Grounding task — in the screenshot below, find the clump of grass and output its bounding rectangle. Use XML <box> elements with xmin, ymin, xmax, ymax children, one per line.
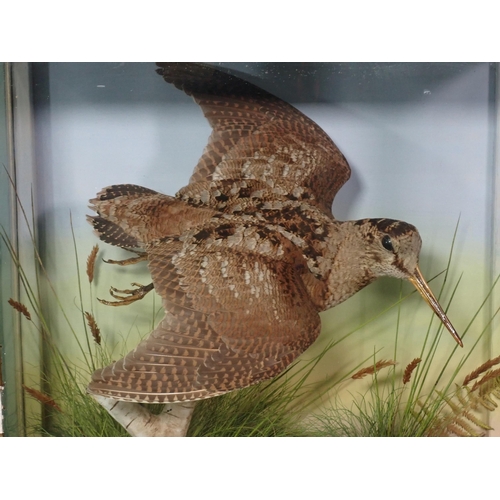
<box><xmin>36</xmin><ymin>375</ymin><xmax>130</xmax><ymax>437</ymax></box>
<box><xmin>311</xmin><ymin>356</ymin><xmax>500</xmax><ymax>437</ymax></box>
<box><xmin>303</xmin><ymin>220</ymin><xmax>500</xmax><ymax>437</ymax></box>
<box><xmin>189</xmin><ymin>377</ymin><xmax>314</xmax><ymax>437</ymax></box>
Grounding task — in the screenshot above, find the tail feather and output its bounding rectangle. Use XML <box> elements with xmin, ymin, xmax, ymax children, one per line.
<box><xmin>87</xmin><ymin>183</ymin><xmax>161</xmax><ymax>249</ymax></box>
<box><xmin>87</xmin><ymin>183</ymin><xmax>216</xmax><ymax>248</ymax></box>
<box><xmin>87</xmin><ymin>215</ymin><xmax>141</xmax><ymax>249</ymax></box>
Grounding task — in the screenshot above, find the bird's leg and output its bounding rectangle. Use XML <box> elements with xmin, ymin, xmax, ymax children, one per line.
<box><xmin>98</xmin><ymin>282</ymin><xmax>154</xmax><ymax>307</ymax></box>
<box><xmin>91</xmin><ymin>395</ymin><xmax>196</xmax><ymax>437</ymax></box>
<box><xmin>103</xmin><ymin>250</ymin><xmax>147</xmax><ymax>266</ymax></box>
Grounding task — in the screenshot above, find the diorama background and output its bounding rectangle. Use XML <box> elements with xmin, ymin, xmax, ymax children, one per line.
<box><xmin>1</xmin><ymin>62</ymin><xmax>498</xmax><ymax>435</ymax></box>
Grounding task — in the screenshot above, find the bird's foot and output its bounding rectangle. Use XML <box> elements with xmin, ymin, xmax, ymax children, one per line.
<box><xmin>98</xmin><ymin>282</ymin><xmax>154</xmax><ymax>306</ymax></box>
<box><xmin>103</xmin><ymin>251</ymin><xmax>147</xmax><ymax>266</ymax></box>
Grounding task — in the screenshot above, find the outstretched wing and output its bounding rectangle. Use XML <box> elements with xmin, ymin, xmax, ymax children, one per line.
<box><xmin>156</xmin><ymin>63</ymin><xmax>350</xmax><ymax>215</ymax></box>
<box><xmin>87</xmin><ymin>224</ymin><xmax>321</xmax><ymax>403</ymax></box>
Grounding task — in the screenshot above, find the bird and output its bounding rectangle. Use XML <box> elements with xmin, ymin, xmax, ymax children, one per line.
<box><xmin>86</xmin><ymin>62</ymin><xmax>462</xmax><ymax>405</ymax></box>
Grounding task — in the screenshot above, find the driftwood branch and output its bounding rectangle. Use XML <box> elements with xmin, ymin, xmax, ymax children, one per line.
<box><xmin>92</xmin><ymin>395</ymin><xmax>195</xmax><ymax>437</ymax></box>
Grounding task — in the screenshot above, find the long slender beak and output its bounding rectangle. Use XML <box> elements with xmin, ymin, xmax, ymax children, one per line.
<box><xmin>409</xmin><ymin>265</ymin><xmax>463</xmax><ymax>347</ymax></box>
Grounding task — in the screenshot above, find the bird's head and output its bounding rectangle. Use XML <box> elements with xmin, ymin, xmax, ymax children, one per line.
<box><xmin>355</xmin><ymin>218</ymin><xmax>463</xmax><ymax>347</ymax></box>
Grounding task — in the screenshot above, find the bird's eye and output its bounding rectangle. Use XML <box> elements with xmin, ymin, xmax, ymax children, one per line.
<box><xmin>382</xmin><ymin>235</ymin><xmax>394</xmax><ymax>252</ymax></box>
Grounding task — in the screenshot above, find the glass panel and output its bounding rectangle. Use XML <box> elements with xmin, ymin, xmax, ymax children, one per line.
<box><xmin>0</xmin><ymin>63</ymin><xmax>23</xmax><ymax>436</ymax></box>
<box><xmin>7</xmin><ymin>62</ymin><xmax>498</xmax><ymax>435</ymax></box>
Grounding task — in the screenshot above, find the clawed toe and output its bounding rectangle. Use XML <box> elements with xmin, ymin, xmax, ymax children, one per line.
<box><xmin>103</xmin><ymin>251</ymin><xmax>147</xmax><ymax>266</ymax></box>
<box><xmin>98</xmin><ymin>282</ymin><xmax>154</xmax><ymax>306</ymax></box>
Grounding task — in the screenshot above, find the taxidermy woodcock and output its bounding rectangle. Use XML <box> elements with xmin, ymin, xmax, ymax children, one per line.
<box><xmin>87</xmin><ymin>62</ymin><xmax>463</xmax><ymax>406</ymax></box>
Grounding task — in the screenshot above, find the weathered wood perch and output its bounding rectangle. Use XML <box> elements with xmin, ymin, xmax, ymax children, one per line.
<box><xmin>92</xmin><ymin>395</ymin><xmax>195</xmax><ymax>437</ymax></box>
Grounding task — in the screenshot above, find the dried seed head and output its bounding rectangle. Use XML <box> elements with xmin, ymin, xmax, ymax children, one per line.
<box><xmin>470</xmin><ymin>367</ymin><xmax>500</xmax><ymax>392</ymax></box>
<box><xmin>8</xmin><ymin>298</ymin><xmax>31</xmax><ymax>321</ymax></box>
<box><xmin>85</xmin><ymin>311</ymin><xmax>101</xmax><ymax>345</ymax></box>
<box><xmin>86</xmin><ymin>245</ymin><xmax>99</xmax><ymax>283</ymax></box>
<box><xmin>352</xmin><ymin>359</ymin><xmax>396</xmax><ymax>380</ymax></box>
<box><xmin>23</xmin><ymin>385</ymin><xmax>62</xmax><ymax>412</ymax></box>
<box><xmin>463</xmin><ymin>355</ymin><xmax>500</xmax><ymax>386</ymax></box>
<box><xmin>403</xmin><ymin>357</ymin><xmax>421</xmax><ymax>384</ymax></box>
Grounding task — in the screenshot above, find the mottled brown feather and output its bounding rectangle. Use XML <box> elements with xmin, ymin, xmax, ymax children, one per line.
<box><xmin>88</xmin><ymin>230</ymin><xmax>320</xmax><ymax>402</ymax></box>
<box><xmin>156</xmin><ymin>63</ymin><xmax>351</xmax><ymax>215</ymax></box>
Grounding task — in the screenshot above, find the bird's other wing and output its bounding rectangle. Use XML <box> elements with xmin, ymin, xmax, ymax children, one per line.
<box><xmin>87</xmin><ymin>221</ymin><xmax>321</xmax><ymax>403</ymax></box>
<box><xmin>156</xmin><ymin>62</ymin><xmax>350</xmax><ymax>215</ymax></box>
